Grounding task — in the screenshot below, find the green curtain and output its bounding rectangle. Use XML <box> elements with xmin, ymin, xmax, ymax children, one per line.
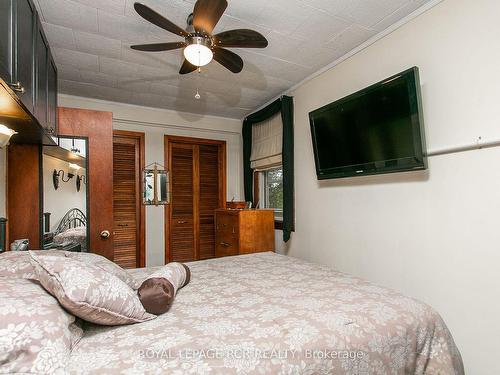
<box><xmin>242</xmin><ymin>96</ymin><xmax>294</xmax><ymax>242</ymax></box>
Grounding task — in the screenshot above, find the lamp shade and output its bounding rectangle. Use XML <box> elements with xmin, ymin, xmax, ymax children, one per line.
<box><xmin>0</xmin><ymin>124</ymin><xmax>17</xmax><ymax>148</ymax></box>
<box><xmin>68</xmin><ymin>163</ymin><xmax>81</xmax><ymax>171</ymax></box>
<box><xmin>184</xmin><ymin>43</ymin><xmax>213</xmax><ymax>67</ymax></box>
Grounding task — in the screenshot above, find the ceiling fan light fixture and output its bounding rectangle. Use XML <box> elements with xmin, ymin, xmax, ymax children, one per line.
<box><xmin>184</xmin><ymin>36</ymin><xmax>213</xmax><ymax>67</ymax></box>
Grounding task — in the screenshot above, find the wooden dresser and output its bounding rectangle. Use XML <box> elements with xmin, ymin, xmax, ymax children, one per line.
<box><xmin>215</xmin><ymin>209</ymin><xmax>275</xmax><ymax>257</ymax></box>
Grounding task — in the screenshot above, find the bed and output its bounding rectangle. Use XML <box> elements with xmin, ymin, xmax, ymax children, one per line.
<box><xmin>0</xmin><ymin>251</ymin><xmax>463</xmax><ymax>374</ymax></box>
<box><xmin>52</xmin><ymin>208</ymin><xmax>87</xmax><ymax>252</ymax></box>
<box><xmin>63</xmin><ymin>252</ymin><xmax>463</xmax><ymax>374</ymax></box>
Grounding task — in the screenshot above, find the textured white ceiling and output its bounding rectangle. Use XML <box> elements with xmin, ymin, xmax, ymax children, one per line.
<box><xmin>33</xmin><ymin>0</ymin><xmax>432</xmax><ymax>119</ymax></box>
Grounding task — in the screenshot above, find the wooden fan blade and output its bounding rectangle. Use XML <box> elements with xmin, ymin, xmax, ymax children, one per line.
<box><xmin>213</xmin><ymin>47</ymin><xmax>243</xmax><ymax>73</ymax></box>
<box><xmin>193</xmin><ymin>0</ymin><xmax>227</xmax><ymax>34</ymax></box>
<box><xmin>134</xmin><ymin>3</ymin><xmax>188</xmax><ymax>37</ymax></box>
<box><xmin>179</xmin><ymin>59</ymin><xmax>198</xmax><ymax>75</ymax></box>
<box><xmin>131</xmin><ymin>42</ymin><xmax>186</xmax><ymax>52</ymax></box>
<box><xmin>214</xmin><ymin>29</ymin><xmax>268</xmax><ymax>48</ymax></box>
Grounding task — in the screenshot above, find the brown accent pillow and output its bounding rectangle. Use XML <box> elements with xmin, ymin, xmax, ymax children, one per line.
<box><xmin>29</xmin><ymin>252</ymin><xmax>155</xmax><ymax>326</ymax></box>
<box><xmin>138</xmin><ymin>263</ymin><xmax>190</xmax><ymax>315</ymax></box>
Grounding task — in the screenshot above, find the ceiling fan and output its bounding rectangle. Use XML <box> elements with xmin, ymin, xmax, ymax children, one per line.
<box><xmin>131</xmin><ymin>0</ymin><xmax>269</xmax><ymax>75</ymax></box>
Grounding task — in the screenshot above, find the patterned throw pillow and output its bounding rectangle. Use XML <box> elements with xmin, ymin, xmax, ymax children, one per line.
<box><xmin>0</xmin><ymin>250</ymin><xmax>138</xmax><ymax>289</ymax></box>
<box><xmin>29</xmin><ymin>252</ymin><xmax>155</xmax><ymax>326</ymax></box>
<box><xmin>0</xmin><ymin>250</ymin><xmax>66</xmax><ymax>279</ymax></box>
<box><xmin>0</xmin><ymin>277</ymin><xmax>83</xmax><ymax>374</ymax></box>
<box><xmin>68</xmin><ymin>252</ymin><xmax>138</xmax><ymax>289</ymax></box>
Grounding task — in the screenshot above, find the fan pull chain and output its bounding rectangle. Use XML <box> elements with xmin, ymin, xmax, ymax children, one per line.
<box><xmin>195</xmin><ymin>60</ymin><xmax>201</xmax><ymax>100</ymax></box>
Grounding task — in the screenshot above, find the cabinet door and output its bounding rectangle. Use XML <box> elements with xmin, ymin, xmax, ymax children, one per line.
<box><xmin>47</xmin><ymin>53</ymin><xmax>57</xmax><ymax>134</ymax></box>
<box><xmin>0</xmin><ymin>0</ymin><xmax>13</xmax><ymax>84</ymax></box>
<box><xmin>34</xmin><ymin>20</ymin><xmax>48</xmax><ymax>128</ymax></box>
<box><xmin>14</xmin><ymin>0</ymin><xmax>36</xmax><ymax>112</ymax></box>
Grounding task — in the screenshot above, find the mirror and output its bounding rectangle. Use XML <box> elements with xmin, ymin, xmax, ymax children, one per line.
<box><xmin>41</xmin><ymin>137</ymin><xmax>89</xmax><ymax>252</ymax></box>
<box><xmin>143</xmin><ymin>164</ymin><xmax>169</xmax><ymax>205</ymax></box>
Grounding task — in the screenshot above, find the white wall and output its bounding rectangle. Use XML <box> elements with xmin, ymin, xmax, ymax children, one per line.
<box><xmin>287</xmin><ymin>0</ymin><xmax>500</xmax><ymax>373</ymax></box>
<box><xmin>42</xmin><ymin>154</ymin><xmax>87</xmax><ymax>232</ymax></box>
<box><xmin>58</xmin><ymin>95</ymin><xmax>243</xmax><ymax>267</ymax></box>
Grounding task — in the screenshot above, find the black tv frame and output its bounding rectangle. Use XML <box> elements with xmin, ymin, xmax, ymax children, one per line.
<box><xmin>309</xmin><ymin>67</ymin><xmax>427</xmax><ymax>180</ymax></box>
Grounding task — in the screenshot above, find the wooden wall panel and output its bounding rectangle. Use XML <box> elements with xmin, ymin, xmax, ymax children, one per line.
<box><xmin>7</xmin><ymin>144</ymin><xmax>41</xmax><ymax>249</ymax></box>
<box><xmin>58</xmin><ymin>107</ymin><xmax>114</xmax><ymax>260</ymax></box>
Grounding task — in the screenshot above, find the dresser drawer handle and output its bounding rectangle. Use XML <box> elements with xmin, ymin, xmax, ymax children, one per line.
<box><xmin>118</xmin><ymin>224</ymin><xmax>128</xmax><ymax>227</ymax></box>
<box><xmin>177</xmin><ymin>220</ymin><xmax>187</xmax><ymax>224</ymax></box>
<box><xmin>219</xmin><ymin>241</ymin><xmax>231</xmax><ymax>247</ymax></box>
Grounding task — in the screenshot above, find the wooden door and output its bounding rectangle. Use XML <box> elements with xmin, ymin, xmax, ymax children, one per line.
<box><xmin>165</xmin><ymin>136</ymin><xmax>226</xmax><ymax>263</ymax></box>
<box><xmin>169</xmin><ymin>144</ymin><xmax>196</xmax><ymax>262</ymax></box>
<box><xmin>199</xmin><ymin>145</ymin><xmax>222</xmax><ymax>259</ymax></box>
<box><xmin>112</xmin><ymin>131</ymin><xmax>145</xmax><ymax>268</ymax></box>
<box><xmin>58</xmin><ymin>107</ymin><xmax>114</xmax><ymax>260</ymax></box>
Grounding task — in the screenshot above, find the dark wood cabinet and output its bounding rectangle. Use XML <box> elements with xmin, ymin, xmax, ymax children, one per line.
<box><xmin>14</xmin><ymin>0</ymin><xmax>36</xmax><ymax>113</ymax></box>
<box><xmin>34</xmin><ymin>20</ymin><xmax>48</xmax><ymax>128</ymax></box>
<box><xmin>0</xmin><ymin>0</ymin><xmax>57</xmax><ymax>144</ymax></box>
<box><xmin>47</xmin><ymin>53</ymin><xmax>58</xmax><ymax>134</ymax></box>
<box><xmin>0</xmin><ymin>0</ymin><xmax>13</xmax><ymax>84</ymax></box>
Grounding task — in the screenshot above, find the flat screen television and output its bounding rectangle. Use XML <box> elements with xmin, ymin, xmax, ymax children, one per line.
<box><xmin>309</xmin><ymin>67</ymin><xmax>427</xmax><ymax>180</ymax></box>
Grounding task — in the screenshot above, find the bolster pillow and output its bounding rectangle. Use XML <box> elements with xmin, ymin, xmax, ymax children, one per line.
<box><xmin>137</xmin><ymin>262</ymin><xmax>190</xmax><ymax>315</ymax></box>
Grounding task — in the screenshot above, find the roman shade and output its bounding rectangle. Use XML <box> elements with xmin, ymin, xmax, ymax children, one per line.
<box><xmin>243</xmin><ymin>96</ymin><xmax>294</xmax><ymax>242</ymax></box>
<box><xmin>250</xmin><ymin>112</ymin><xmax>283</xmax><ymax>170</ymax></box>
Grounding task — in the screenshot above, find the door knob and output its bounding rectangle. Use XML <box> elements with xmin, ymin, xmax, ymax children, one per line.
<box><xmin>100</xmin><ymin>230</ymin><xmax>111</xmax><ymax>239</ymax></box>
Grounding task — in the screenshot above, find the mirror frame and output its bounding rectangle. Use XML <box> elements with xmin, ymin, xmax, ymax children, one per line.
<box><xmin>39</xmin><ymin>136</ymin><xmax>90</xmax><ymax>252</ymax></box>
<box><xmin>143</xmin><ymin>164</ymin><xmax>169</xmax><ymax>206</ymax></box>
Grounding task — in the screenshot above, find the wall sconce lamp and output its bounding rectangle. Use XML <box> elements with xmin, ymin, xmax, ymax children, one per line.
<box><xmin>53</xmin><ymin>169</ymin><xmax>75</xmax><ymax>190</ymax></box>
<box><xmin>0</xmin><ymin>124</ymin><xmax>17</xmax><ymax>148</ymax></box>
<box><xmin>76</xmin><ymin>174</ymin><xmax>86</xmax><ymax>192</ymax></box>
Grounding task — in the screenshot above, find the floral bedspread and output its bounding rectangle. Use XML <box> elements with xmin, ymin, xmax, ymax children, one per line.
<box><xmin>69</xmin><ymin>252</ymin><xmax>464</xmax><ymax>374</ymax></box>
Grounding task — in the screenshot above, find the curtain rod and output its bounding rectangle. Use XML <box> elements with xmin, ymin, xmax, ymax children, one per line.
<box><xmin>426</xmin><ymin>137</ymin><xmax>500</xmax><ymax>157</ymax></box>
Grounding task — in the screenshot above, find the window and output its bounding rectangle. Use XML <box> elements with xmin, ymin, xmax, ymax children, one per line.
<box><xmin>256</xmin><ymin>166</ymin><xmax>283</xmax><ymax>225</ymax></box>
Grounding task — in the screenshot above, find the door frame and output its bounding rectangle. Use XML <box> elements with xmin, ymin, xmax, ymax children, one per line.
<box><xmin>113</xmin><ymin>130</ymin><xmax>146</xmax><ymax>268</ymax></box>
<box><xmin>164</xmin><ymin>135</ymin><xmax>227</xmax><ymax>264</ymax></box>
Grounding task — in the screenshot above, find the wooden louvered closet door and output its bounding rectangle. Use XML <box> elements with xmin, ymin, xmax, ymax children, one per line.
<box><xmin>166</xmin><ymin>136</ymin><xmax>226</xmax><ymax>263</ymax></box>
<box><xmin>199</xmin><ymin>145</ymin><xmax>221</xmax><ymax>259</ymax></box>
<box><xmin>170</xmin><ymin>144</ymin><xmax>196</xmax><ymax>262</ymax></box>
<box><xmin>113</xmin><ymin>131</ymin><xmax>145</xmax><ymax>268</ymax></box>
